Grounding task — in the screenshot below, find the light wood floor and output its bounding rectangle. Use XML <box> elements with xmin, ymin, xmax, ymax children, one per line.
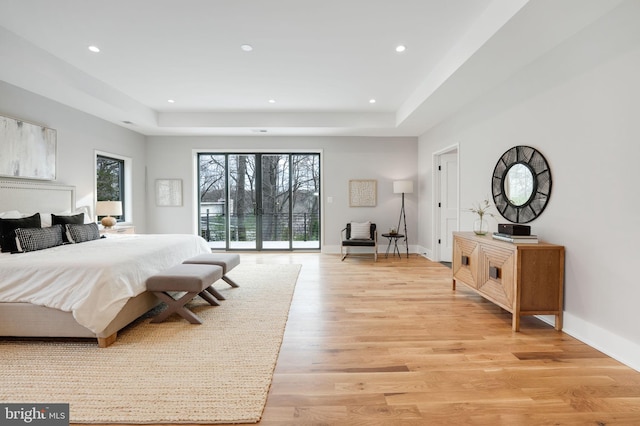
<box><xmin>84</xmin><ymin>253</ymin><xmax>640</xmax><ymax>425</ymax></box>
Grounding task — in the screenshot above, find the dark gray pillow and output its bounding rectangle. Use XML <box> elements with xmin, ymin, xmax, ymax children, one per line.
<box><xmin>0</xmin><ymin>213</ymin><xmax>41</xmax><ymax>253</ymax></box>
<box><xmin>15</xmin><ymin>224</ymin><xmax>64</xmax><ymax>252</ymax></box>
<box><xmin>66</xmin><ymin>223</ymin><xmax>101</xmax><ymax>243</ymax></box>
<box><xmin>52</xmin><ymin>213</ymin><xmax>85</xmax><ymax>242</ymax></box>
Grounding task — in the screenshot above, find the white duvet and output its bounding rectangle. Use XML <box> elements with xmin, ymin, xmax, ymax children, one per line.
<box><xmin>0</xmin><ymin>233</ymin><xmax>211</xmax><ymax>333</ymax></box>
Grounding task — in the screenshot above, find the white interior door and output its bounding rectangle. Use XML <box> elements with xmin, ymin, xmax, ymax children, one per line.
<box><xmin>438</xmin><ymin>153</ymin><xmax>458</xmax><ymax>262</ymax></box>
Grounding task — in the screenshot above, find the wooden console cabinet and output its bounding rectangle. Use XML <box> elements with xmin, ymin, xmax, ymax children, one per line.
<box><xmin>452</xmin><ymin>232</ymin><xmax>564</xmax><ymax>331</ymax></box>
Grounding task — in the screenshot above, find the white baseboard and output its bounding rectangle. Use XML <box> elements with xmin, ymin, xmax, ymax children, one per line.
<box><xmin>323</xmin><ymin>245</ymin><xmax>420</xmax><ymax>257</ymax></box>
<box><xmin>416</xmin><ymin>245</ymin><xmax>433</xmax><ymax>260</ymax></box>
<box><xmin>537</xmin><ymin>312</ymin><xmax>640</xmax><ymax>372</ymax></box>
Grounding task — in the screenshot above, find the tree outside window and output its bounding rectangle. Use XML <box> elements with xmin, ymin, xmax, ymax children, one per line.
<box><xmin>96</xmin><ymin>155</ymin><xmax>125</xmax><ymax>222</ymax></box>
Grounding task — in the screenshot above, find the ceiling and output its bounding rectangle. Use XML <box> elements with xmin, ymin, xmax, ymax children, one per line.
<box><xmin>0</xmin><ymin>0</ymin><xmax>626</xmax><ymax>137</ymax></box>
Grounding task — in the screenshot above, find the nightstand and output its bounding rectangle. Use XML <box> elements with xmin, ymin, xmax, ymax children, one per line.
<box><xmin>100</xmin><ymin>225</ymin><xmax>135</xmax><ymax>235</ymax></box>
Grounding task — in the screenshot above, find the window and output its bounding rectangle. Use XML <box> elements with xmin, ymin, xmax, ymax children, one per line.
<box><xmin>96</xmin><ymin>154</ymin><xmax>126</xmax><ymax>222</ymax></box>
<box><xmin>198</xmin><ymin>152</ymin><xmax>320</xmax><ymax>250</ymax></box>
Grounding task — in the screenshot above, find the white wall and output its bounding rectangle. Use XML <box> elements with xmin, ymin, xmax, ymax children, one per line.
<box><xmin>0</xmin><ymin>81</ymin><xmax>148</xmax><ymax>230</ymax></box>
<box><xmin>144</xmin><ymin>136</ymin><xmax>418</xmax><ymax>252</ymax></box>
<box><xmin>417</xmin><ymin>3</ymin><xmax>640</xmax><ymax>371</ymax></box>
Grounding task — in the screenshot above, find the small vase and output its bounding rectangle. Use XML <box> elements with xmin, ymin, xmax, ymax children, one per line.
<box><xmin>473</xmin><ymin>217</ymin><xmax>488</xmax><ymax>235</ymax></box>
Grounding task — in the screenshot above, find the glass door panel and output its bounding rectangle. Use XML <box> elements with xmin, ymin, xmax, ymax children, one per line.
<box><xmin>261</xmin><ymin>154</ymin><xmax>290</xmax><ymax>249</ymax></box>
<box><xmin>228</xmin><ymin>154</ymin><xmax>257</xmax><ymax>250</ymax></box>
<box><xmin>292</xmin><ymin>154</ymin><xmax>320</xmax><ymax>249</ymax></box>
<box><xmin>198</xmin><ymin>154</ymin><xmax>227</xmax><ymax>249</ymax></box>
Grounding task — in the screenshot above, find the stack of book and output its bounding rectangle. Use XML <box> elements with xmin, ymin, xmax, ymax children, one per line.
<box><xmin>492</xmin><ymin>232</ymin><xmax>538</xmax><ymax>243</ymax></box>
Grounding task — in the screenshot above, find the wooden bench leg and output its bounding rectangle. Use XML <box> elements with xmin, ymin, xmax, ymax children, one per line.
<box><xmin>151</xmin><ymin>291</ymin><xmax>203</xmax><ymax>324</ymax></box>
<box><xmin>222</xmin><ymin>276</ymin><xmax>239</xmax><ymax>288</ymax></box>
<box><xmin>199</xmin><ymin>288</ymin><xmax>221</xmax><ymax>305</ymax></box>
<box><xmin>204</xmin><ymin>285</ymin><xmax>226</xmax><ymax>300</ymax></box>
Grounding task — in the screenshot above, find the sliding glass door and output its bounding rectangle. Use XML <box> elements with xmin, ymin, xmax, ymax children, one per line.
<box><xmin>198</xmin><ymin>152</ymin><xmax>320</xmax><ymax>250</ymax></box>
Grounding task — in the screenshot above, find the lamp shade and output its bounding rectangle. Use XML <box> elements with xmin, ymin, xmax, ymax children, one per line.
<box><xmin>393</xmin><ymin>180</ymin><xmax>414</xmax><ymax>194</ymax></box>
<box><xmin>96</xmin><ymin>201</ymin><xmax>122</xmax><ymax>216</ymax></box>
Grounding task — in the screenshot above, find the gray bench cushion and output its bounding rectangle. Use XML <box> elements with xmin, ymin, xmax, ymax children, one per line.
<box><xmin>183</xmin><ymin>253</ymin><xmax>240</xmax><ymax>274</ymax></box>
<box><xmin>183</xmin><ymin>253</ymin><xmax>241</xmax><ymax>288</ymax></box>
<box><xmin>146</xmin><ymin>264</ymin><xmax>223</xmax><ymax>293</ymax></box>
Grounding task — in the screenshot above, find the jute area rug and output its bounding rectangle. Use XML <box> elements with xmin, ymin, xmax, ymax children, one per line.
<box><xmin>0</xmin><ymin>263</ymin><xmax>301</xmax><ymax>424</ymax></box>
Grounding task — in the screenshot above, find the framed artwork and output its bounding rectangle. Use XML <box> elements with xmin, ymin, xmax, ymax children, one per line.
<box><xmin>155</xmin><ymin>179</ymin><xmax>182</xmax><ymax>206</ymax></box>
<box><xmin>349</xmin><ymin>179</ymin><xmax>377</xmax><ymax>207</ymax></box>
<box><xmin>0</xmin><ymin>115</ymin><xmax>57</xmax><ymax>180</ymax></box>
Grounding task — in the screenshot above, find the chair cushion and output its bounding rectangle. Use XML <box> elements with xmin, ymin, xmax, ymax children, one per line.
<box><xmin>342</xmin><ymin>239</ymin><xmax>376</xmax><ymax>247</ymax></box>
<box><xmin>350</xmin><ymin>221</ymin><xmax>371</xmax><ymax>240</ymax></box>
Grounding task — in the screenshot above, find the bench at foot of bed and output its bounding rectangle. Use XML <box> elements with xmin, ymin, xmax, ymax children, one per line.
<box><xmin>146</xmin><ymin>263</ymin><xmax>224</xmax><ymax>324</ymax></box>
<box><xmin>183</xmin><ymin>253</ymin><xmax>241</xmax><ymax>288</ymax></box>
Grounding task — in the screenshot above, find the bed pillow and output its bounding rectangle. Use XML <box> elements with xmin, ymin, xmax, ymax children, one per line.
<box><xmin>15</xmin><ymin>224</ymin><xmax>64</xmax><ymax>253</ymax></box>
<box><xmin>0</xmin><ymin>213</ymin><xmax>41</xmax><ymax>253</ymax></box>
<box><xmin>350</xmin><ymin>221</ymin><xmax>371</xmax><ymax>240</ymax></box>
<box><xmin>39</xmin><ymin>213</ymin><xmax>53</xmax><ymax>227</ymax></box>
<box><xmin>54</xmin><ymin>207</ymin><xmax>93</xmax><ymax>224</ymax></box>
<box><xmin>0</xmin><ymin>210</ymin><xmax>22</xmax><ymax>219</ymax></box>
<box><xmin>66</xmin><ymin>223</ymin><xmax>101</xmax><ymax>243</ymax></box>
<box><xmin>52</xmin><ymin>213</ymin><xmax>85</xmax><ymax>242</ymax></box>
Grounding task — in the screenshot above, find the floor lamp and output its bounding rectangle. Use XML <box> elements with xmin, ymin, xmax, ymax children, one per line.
<box><xmin>393</xmin><ymin>180</ymin><xmax>413</xmax><ymax>258</ymax></box>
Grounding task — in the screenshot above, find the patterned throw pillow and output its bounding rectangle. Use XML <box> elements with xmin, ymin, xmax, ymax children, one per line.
<box><xmin>15</xmin><ymin>224</ymin><xmax>64</xmax><ymax>252</ymax></box>
<box><xmin>66</xmin><ymin>223</ymin><xmax>101</xmax><ymax>243</ymax></box>
<box><xmin>350</xmin><ymin>221</ymin><xmax>371</xmax><ymax>240</ymax></box>
<box><xmin>52</xmin><ymin>213</ymin><xmax>85</xmax><ymax>242</ymax></box>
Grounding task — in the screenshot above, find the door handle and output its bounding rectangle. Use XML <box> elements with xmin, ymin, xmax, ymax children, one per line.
<box><xmin>489</xmin><ymin>266</ymin><xmax>501</xmax><ymax>279</ymax></box>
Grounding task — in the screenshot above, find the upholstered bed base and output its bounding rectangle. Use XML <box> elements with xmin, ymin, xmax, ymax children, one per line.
<box><xmin>0</xmin><ymin>292</ymin><xmax>160</xmax><ymax>347</ymax></box>
<box><xmin>0</xmin><ymin>180</ymin><xmax>168</xmax><ymax>348</ymax></box>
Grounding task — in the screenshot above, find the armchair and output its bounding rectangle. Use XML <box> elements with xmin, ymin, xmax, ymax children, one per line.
<box><xmin>340</xmin><ymin>222</ymin><xmax>377</xmax><ymax>261</ymax></box>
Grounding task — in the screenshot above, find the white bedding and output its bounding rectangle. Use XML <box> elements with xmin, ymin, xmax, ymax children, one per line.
<box><xmin>0</xmin><ymin>234</ymin><xmax>211</xmax><ymax>333</ymax></box>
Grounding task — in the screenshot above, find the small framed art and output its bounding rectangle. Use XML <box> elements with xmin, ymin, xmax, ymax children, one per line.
<box><xmin>349</xmin><ymin>179</ymin><xmax>377</xmax><ymax>207</ymax></box>
<box><xmin>155</xmin><ymin>179</ymin><xmax>182</xmax><ymax>206</ymax></box>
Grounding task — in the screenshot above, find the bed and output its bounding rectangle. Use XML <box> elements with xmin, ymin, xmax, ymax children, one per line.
<box><xmin>0</xmin><ymin>179</ymin><xmax>211</xmax><ymax>347</ymax></box>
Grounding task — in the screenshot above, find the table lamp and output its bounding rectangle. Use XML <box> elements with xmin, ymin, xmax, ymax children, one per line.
<box><xmin>96</xmin><ymin>201</ymin><xmax>122</xmax><ymax>228</ymax></box>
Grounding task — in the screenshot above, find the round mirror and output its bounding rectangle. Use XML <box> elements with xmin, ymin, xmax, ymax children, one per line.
<box><xmin>504</xmin><ymin>163</ymin><xmax>534</xmax><ymax>207</ymax></box>
<box><xmin>492</xmin><ymin>146</ymin><xmax>552</xmax><ymax>223</ymax></box>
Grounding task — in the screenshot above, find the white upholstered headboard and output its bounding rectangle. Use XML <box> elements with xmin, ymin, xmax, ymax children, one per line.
<box><xmin>0</xmin><ymin>180</ymin><xmax>76</xmax><ymax>214</ymax></box>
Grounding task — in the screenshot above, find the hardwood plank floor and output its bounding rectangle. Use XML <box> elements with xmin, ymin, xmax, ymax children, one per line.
<box><xmin>81</xmin><ymin>253</ymin><xmax>640</xmax><ymax>425</ymax></box>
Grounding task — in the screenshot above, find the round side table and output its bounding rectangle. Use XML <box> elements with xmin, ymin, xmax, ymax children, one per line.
<box><xmin>382</xmin><ymin>233</ymin><xmax>405</xmax><ymax>258</ymax></box>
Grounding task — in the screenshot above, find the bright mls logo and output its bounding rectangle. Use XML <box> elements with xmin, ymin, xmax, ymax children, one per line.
<box><xmin>1</xmin><ymin>404</ymin><xmax>69</xmax><ymax>425</ymax></box>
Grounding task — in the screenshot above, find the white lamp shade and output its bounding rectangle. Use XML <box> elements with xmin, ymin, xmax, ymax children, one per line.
<box><xmin>393</xmin><ymin>180</ymin><xmax>414</xmax><ymax>194</ymax></box>
<box><xmin>96</xmin><ymin>201</ymin><xmax>122</xmax><ymax>216</ymax></box>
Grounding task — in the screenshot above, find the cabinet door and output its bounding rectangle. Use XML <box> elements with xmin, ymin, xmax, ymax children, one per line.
<box><xmin>476</xmin><ymin>243</ymin><xmax>515</xmax><ymax>310</ymax></box>
<box><xmin>452</xmin><ymin>235</ymin><xmax>479</xmax><ymax>288</ymax></box>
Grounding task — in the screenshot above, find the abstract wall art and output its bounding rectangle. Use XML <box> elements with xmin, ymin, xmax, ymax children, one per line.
<box><xmin>0</xmin><ymin>115</ymin><xmax>57</xmax><ymax>180</ymax></box>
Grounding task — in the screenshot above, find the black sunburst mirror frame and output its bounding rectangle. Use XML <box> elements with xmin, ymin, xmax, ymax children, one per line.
<box><xmin>491</xmin><ymin>145</ymin><xmax>552</xmax><ymax>224</ymax></box>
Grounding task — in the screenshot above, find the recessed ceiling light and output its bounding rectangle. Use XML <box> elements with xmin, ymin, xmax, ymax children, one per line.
<box><xmin>369</xmin><ymin>99</ymin><xmax>376</xmax><ymax>104</ymax></box>
<box><xmin>241</xmin><ymin>44</ymin><xmax>253</xmax><ymax>52</ymax></box>
<box><xmin>268</xmin><ymin>99</ymin><xmax>276</xmax><ymax>104</ymax></box>
<box><xmin>395</xmin><ymin>45</ymin><xmax>406</xmax><ymax>53</ymax></box>
<box><xmin>167</xmin><ymin>99</ymin><xmax>175</xmax><ymax>103</ymax></box>
<box><xmin>88</xmin><ymin>45</ymin><xmax>100</xmax><ymax>53</ymax></box>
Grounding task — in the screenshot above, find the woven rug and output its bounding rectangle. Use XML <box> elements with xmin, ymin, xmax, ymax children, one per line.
<box><xmin>0</xmin><ymin>263</ymin><xmax>301</xmax><ymax>424</ymax></box>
